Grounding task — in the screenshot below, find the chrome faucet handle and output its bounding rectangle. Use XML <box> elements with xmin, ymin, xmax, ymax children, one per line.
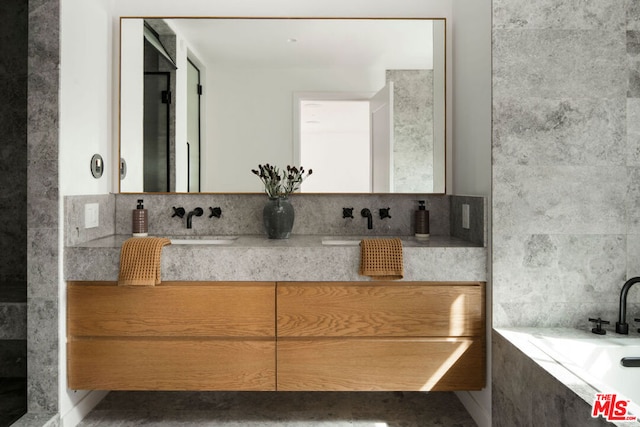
<box><xmin>209</xmin><ymin>207</ymin><xmax>222</xmax><ymax>218</ymax></box>
<box><xmin>589</xmin><ymin>317</ymin><xmax>609</xmax><ymax>335</ymax></box>
<box><xmin>172</xmin><ymin>206</ymin><xmax>185</xmax><ymax>218</ymax></box>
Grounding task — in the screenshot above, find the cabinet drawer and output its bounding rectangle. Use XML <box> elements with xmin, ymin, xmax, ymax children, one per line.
<box><xmin>68</xmin><ymin>281</ymin><xmax>275</xmax><ymax>337</ymax></box>
<box><xmin>277</xmin><ymin>282</ymin><xmax>484</xmax><ymax>337</ymax></box>
<box><xmin>277</xmin><ymin>338</ymin><xmax>484</xmax><ymax>391</ymax></box>
<box><xmin>68</xmin><ymin>338</ymin><xmax>276</xmax><ymax>390</ymax></box>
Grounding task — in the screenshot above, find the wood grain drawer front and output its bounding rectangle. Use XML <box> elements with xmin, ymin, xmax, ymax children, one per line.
<box><xmin>277</xmin><ymin>283</ymin><xmax>484</xmax><ymax>337</ymax></box>
<box><xmin>277</xmin><ymin>338</ymin><xmax>484</xmax><ymax>391</ymax></box>
<box><xmin>68</xmin><ymin>339</ymin><xmax>276</xmax><ymax>391</ymax></box>
<box><xmin>68</xmin><ymin>282</ymin><xmax>275</xmax><ymax>337</ymax></box>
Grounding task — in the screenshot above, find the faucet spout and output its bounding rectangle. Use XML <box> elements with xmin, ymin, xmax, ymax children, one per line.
<box><xmin>616</xmin><ymin>276</ymin><xmax>640</xmax><ymax>334</ymax></box>
<box><xmin>186</xmin><ymin>207</ymin><xmax>204</xmax><ymax>229</ymax></box>
<box><xmin>361</xmin><ymin>208</ymin><xmax>373</xmax><ymax>230</ymax></box>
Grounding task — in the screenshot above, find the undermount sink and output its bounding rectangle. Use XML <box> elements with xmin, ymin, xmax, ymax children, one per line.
<box><xmin>169</xmin><ymin>236</ymin><xmax>238</xmax><ymax>245</ymax></box>
<box><xmin>321</xmin><ymin>238</ymin><xmax>362</xmax><ymax>246</ymax></box>
<box><xmin>321</xmin><ymin>236</ymin><xmax>409</xmax><ymax>246</ymax></box>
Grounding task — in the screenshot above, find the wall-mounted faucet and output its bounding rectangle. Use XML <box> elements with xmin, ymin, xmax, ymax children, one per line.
<box><xmin>361</xmin><ymin>208</ymin><xmax>373</xmax><ymax>230</ymax></box>
<box><xmin>186</xmin><ymin>207</ymin><xmax>203</xmax><ymax>229</ymax></box>
<box><xmin>615</xmin><ymin>276</ymin><xmax>640</xmax><ymax>334</ymax></box>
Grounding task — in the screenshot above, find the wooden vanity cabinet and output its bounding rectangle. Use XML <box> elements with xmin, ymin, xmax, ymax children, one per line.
<box><xmin>276</xmin><ymin>281</ymin><xmax>485</xmax><ymax>391</ymax></box>
<box><xmin>67</xmin><ymin>281</ymin><xmax>276</xmax><ymax>391</ymax></box>
<box><xmin>67</xmin><ymin>280</ymin><xmax>485</xmax><ymax>392</ymax></box>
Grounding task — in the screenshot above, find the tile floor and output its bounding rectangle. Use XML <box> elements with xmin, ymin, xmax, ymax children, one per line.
<box><xmin>79</xmin><ymin>391</ymin><xmax>477</xmax><ymax>426</ymax></box>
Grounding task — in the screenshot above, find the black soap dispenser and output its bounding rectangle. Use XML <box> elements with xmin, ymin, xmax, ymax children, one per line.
<box><xmin>415</xmin><ymin>200</ymin><xmax>429</xmax><ymax>241</ymax></box>
<box><xmin>132</xmin><ymin>199</ymin><xmax>148</xmax><ymax>237</ymax></box>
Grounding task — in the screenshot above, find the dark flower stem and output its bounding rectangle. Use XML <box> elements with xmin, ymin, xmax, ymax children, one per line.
<box><xmin>252</xmin><ymin>164</ymin><xmax>313</xmax><ymax>198</ymax></box>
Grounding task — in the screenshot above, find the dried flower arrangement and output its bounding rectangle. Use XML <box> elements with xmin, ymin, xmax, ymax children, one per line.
<box><xmin>251</xmin><ymin>164</ymin><xmax>313</xmax><ymax>198</ymax></box>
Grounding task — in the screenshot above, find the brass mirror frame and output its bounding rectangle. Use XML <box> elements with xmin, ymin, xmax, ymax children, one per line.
<box><xmin>118</xmin><ymin>17</ymin><xmax>447</xmax><ymax>195</ymax></box>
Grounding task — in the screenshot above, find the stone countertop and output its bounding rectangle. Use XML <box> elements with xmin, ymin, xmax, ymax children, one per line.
<box><xmin>65</xmin><ymin>234</ymin><xmax>487</xmax><ymax>282</ymax></box>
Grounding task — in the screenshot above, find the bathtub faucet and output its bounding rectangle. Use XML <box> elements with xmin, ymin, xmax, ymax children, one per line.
<box><xmin>615</xmin><ymin>276</ymin><xmax>640</xmax><ymax>334</ymax></box>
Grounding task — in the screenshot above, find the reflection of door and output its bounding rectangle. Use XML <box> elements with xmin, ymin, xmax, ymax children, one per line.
<box><xmin>186</xmin><ymin>60</ymin><xmax>201</xmax><ymax>192</ymax></box>
<box><xmin>370</xmin><ymin>82</ymin><xmax>394</xmax><ymax>192</ymax></box>
<box><xmin>143</xmin><ymin>72</ymin><xmax>170</xmax><ymax>192</ymax></box>
<box><xmin>298</xmin><ymin>99</ymin><xmax>371</xmax><ymax>192</ymax></box>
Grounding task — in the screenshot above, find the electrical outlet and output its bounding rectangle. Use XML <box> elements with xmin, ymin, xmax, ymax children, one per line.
<box><xmin>85</xmin><ymin>203</ymin><xmax>99</xmax><ymax>229</ymax></box>
<box><xmin>462</xmin><ymin>204</ymin><xmax>470</xmax><ymax>230</ymax></box>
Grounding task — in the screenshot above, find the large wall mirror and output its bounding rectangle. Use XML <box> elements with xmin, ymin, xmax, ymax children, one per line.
<box><xmin>119</xmin><ymin>17</ymin><xmax>446</xmax><ymax>194</ymax></box>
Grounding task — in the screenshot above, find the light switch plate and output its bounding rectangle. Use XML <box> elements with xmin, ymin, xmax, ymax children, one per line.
<box><xmin>85</xmin><ymin>203</ymin><xmax>99</xmax><ymax>229</ymax></box>
<box><xmin>462</xmin><ymin>204</ymin><xmax>470</xmax><ymax>230</ymax></box>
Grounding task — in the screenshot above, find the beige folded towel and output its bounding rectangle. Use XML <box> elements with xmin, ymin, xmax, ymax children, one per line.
<box><xmin>358</xmin><ymin>238</ymin><xmax>404</xmax><ymax>280</ymax></box>
<box><xmin>118</xmin><ymin>237</ymin><xmax>171</xmax><ymax>286</ymax></box>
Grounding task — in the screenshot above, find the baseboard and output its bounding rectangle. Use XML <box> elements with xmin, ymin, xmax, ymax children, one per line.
<box><xmin>456</xmin><ymin>390</ymin><xmax>490</xmax><ymax>427</ymax></box>
<box><xmin>61</xmin><ymin>390</ymin><xmax>109</xmax><ymax>427</ymax></box>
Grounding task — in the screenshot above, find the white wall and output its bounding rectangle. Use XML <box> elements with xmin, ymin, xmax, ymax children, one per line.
<box><xmin>60</xmin><ymin>1</ymin><xmax>113</xmax><ymax>424</ymax></box>
<box><xmin>451</xmin><ymin>0</ymin><xmax>492</xmax><ymax>426</ymax></box>
<box><xmin>118</xmin><ymin>19</ymin><xmax>144</xmax><ymax>192</ymax></box>
<box><xmin>205</xmin><ymin>65</ymin><xmax>383</xmax><ymax>192</ymax></box>
<box><xmin>60</xmin><ymin>0</ymin><xmax>113</xmax><ymax>196</ymax></box>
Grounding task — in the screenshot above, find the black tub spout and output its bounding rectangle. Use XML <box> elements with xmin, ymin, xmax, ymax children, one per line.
<box><xmin>616</xmin><ymin>276</ymin><xmax>640</xmax><ymax>334</ymax></box>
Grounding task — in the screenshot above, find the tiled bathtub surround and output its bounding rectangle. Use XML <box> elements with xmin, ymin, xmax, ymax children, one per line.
<box><xmin>492</xmin><ymin>330</ymin><xmax>615</xmax><ymax>427</ymax></box>
<box><xmin>492</xmin><ymin>0</ymin><xmax>639</xmax><ymax>328</ymax></box>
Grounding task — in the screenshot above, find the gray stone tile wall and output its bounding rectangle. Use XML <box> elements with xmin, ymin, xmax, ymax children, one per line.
<box><xmin>27</xmin><ymin>0</ymin><xmax>59</xmax><ymax>415</ymax></box>
<box><xmin>112</xmin><ymin>193</ymin><xmax>453</xmax><ymax>239</ymax></box>
<box><xmin>450</xmin><ymin>195</ymin><xmax>485</xmax><ymax>246</ymax></box>
<box><xmin>492</xmin><ymin>0</ymin><xmax>640</xmax><ymax>424</ymax></box>
<box><xmin>387</xmin><ymin>70</ymin><xmax>434</xmax><ymax>193</ymax></box>
<box><xmin>65</xmin><ymin>195</ymin><xmax>487</xmax><ymax>249</ymax></box>
<box><xmin>492</xmin><ymin>0</ymin><xmax>637</xmax><ymax>328</ymax></box>
<box><xmin>64</xmin><ymin>194</ymin><xmax>115</xmax><ymax>246</ymax></box>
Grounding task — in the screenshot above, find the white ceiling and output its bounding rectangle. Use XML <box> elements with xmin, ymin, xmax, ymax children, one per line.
<box><xmin>167</xmin><ymin>18</ymin><xmax>434</xmax><ymax>69</ymax></box>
